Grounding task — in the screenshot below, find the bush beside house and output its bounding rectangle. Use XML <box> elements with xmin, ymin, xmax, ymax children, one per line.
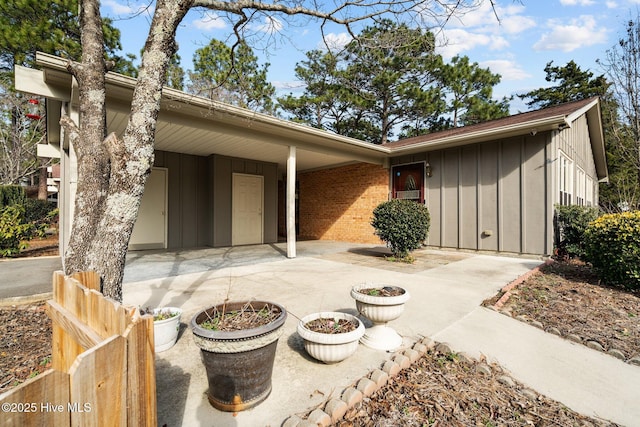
<box><xmin>554</xmin><ymin>205</ymin><xmax>600</xmax><ymax>258</ymax></box>
<box><xmin>583</xmin><ymin>211</ymin><xmax>640</xmax><ymax>289</ymax></box>
<box><xmin>371</xmin><ymin>199</ymin><xmax>430</xmax><ymax>261</ymax></box>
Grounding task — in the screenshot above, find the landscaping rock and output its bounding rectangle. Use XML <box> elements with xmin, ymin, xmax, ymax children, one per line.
<box><xmin>307</xmin><ymin>408</ymin><xmax>332</xmax><ymax>427</ymax></box>
<box><xmin>420</xmin><ymin>337</ymin><xmax>436</xmax><ymax>350</ymax></box>
<box><xmin>521</xmin><ymin>388</ymin><xmax>538</xmax><ymax>400</ymax></box>
<box><xmin>324</xmin><ymin>398</ymin><xmax>348</xmax><ymax>423</ymax></box>
<box><xmin>546</xmin><ymin>327</ymin><xmax>561</xmax><ymax>336</ymax></box>
<box><xmin>369</xmin><ymin>369</ymin><xmax>389</xmax><ymax>389</ymax></box>
<box><xmin>476</xmin><ymin>363</ymin><xmax>492</xmax><ymax>376</ymax></box>
<box><xmin>403</xmin><ymin>348</ymin><xmax>421</xmax><ymax>363</ymax></box>
<box><xmin>608</xmin><ymin>349</ymin><xmax>625</xmax><ymax>360</ymax></box>
<box><xmin>282</xmin><ymin>415</ymin><xmax>303</xmax><ymax>427</ymax></box>
<box><xmin>530</xmin><ymin>320</ymin><xmax>544</xmax><ymax>329</ymax></box>
<box><xmin>356</xmin><ymin>378</ymin><xmax>377</xmax><ymax>397</ymax></box>
<box><xmin>412</xmin><ymin>342</ymin><xmax>428</xmax><ymax>355</ymax></box>
<box><xmin>381</xmin><ymin>360</ymin><xmax>400</xmax><ymax>377</ymax></box>
<box><xmin>391</xmin><ymin>353</ymin><xmax>411</xmax><ymax>369</ymax></box>
<box><xmin>435</xmin><ymin>342</ymin><xmax>453</xmax><ymax>354</ymax></box>
<box><xmin>628</xmin><ymin>356</ymin><xmax>640</xmax><ymax>366</ymax></box>
<box><xmin>567</xmin><ymin>334</ymin><xmax>582</xmax><ymax>343</ymax></box>
<box><xmin>341</xmin><ymin>387</ymin><xmax>363</xmax><ymax>408</ymax></box>
<box><xmin>586</xmin><ymin>340</ymin><xmax>604</xmax><ymax>352</ymax></box>
<box><xmin>497</xmin><ymin>375</ymin><xmax>515</xmax><ymax>387</ymax></box>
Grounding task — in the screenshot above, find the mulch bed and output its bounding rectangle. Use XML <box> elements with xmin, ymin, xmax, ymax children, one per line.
<box><xmin>0</xmin><ymin>302</ymin><xmax>52</xmax><ymax>394</ymax></box>
<box><xmin>484</xmin><ymin>260</ymin><xmax>640</xmax><ymax>362</ymax></box>
<box><xmin>340</xmin><ymin>346</ymin><xmax>618</xmax><ymax>426</ymax></box>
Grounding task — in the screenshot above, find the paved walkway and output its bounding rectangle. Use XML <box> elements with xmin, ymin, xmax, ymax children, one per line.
<box><xmin>2</xmin><ymin>241</ymin><xmax>639</xmax><ymax>426</ymax></box>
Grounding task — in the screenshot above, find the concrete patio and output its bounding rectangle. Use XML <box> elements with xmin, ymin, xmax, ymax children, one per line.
<box><xmin>119</xmin><ymin>241</ymin><xmax>640</xmax><ymax>427</ymax></box>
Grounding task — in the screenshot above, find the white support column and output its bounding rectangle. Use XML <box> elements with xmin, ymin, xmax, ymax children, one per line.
<box><xmin>286</xmin><ymin>146</ymin><xmax>297</xmax><ymax>258</ymax></box>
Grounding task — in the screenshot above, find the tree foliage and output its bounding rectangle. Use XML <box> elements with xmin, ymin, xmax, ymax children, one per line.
<box><xmin>189</xmin><ymin>39</ymin><xmax>275</xmax><ymax>113</ymax></box>
<box><xmin>518</xmin><ymin>60</ymin><xmax>609</xmax><ymax>109</ymax></box>
<box><xmin>436</xmin><ymin>55</ymin><xmax>510</xmax><ymax>128</ymax></box>
<box><xmin>0</xmin><ymin>0</ymin><xmax>134</xmax><ymax>74</ymax></box>
<box><xmin>280</xmin><ymin>21</ymin><xmax>508</xmax><ymax>143</ymax></box>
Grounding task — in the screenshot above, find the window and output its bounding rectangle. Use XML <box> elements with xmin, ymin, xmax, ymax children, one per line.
<box><xmin>392</xmin><ymin>163</ymin><xmax>425</xmax><ymax>203</ymax></box>
<box><xmin>558</xmin><ymin>152</ymin><xmax>573</xmax><ymax>206</ymax></box>
<box><xmin>576</xmin><ymin>167</ymin><xmax>585</xmax><ymax>206</ymax></box>
<box><xmin>586</xmin><ymin>176</ymin><xmax>594</xmax><ymax>206</ymax></box>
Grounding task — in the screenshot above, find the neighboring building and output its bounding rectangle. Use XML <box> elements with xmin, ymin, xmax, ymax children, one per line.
<box><xmin>16</xmin><ymin>53</ymin><xmax>607</xmax><ymax>258</ymax></box>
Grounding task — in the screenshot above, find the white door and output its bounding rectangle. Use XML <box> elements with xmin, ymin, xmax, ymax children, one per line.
<box><xmin>232</xmin><ymin>173</ymin><xmax>264</xmax><ymax>246</ymax></box>
<box><xmin>129</xmin><ymin>168</ymin><xmax>167</xmax><ymax>250</ymax></box>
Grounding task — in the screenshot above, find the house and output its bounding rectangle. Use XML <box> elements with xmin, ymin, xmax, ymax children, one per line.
<box><xmin>15</xmin><ymin>53</ymin><xmax>607</xmax><ymax>259</ymax></box>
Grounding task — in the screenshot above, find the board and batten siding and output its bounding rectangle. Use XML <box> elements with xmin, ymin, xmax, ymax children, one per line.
<box><xmin>153</xmin><ymin>150</ymin><xmax>278</xmax><ymax>250</ymax></box>
<box><xmin>391</xmin><ymin>133</ymin><xmax>551</xmax><ymax>256</ymax></box>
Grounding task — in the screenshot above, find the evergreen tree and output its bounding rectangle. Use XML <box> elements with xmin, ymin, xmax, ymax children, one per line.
<box><xmin>188</xmin><ymin>39</ymin><xmax>275</xmax><ymax>113</ymax></box>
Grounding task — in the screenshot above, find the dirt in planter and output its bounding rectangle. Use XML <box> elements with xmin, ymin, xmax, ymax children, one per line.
<box><xmin>303</xmin><ymin>318</ymin><xmax>359</xmax><ymax>334</ymax></box>
<box><xmin>198</xmin><ymin>302</ymin><xmax>282</xmax><ymax>332</ymax></box>
<box><xmin>357</xmin><ymin>286</ymin><xmax>405</xmax><ymax>297</ymax></box>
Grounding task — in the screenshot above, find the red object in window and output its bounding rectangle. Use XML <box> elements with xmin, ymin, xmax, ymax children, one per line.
<box><xmin>26</xmin><ymin>99</ymin><xmax>41</xmax><ymax>120</ymax></box>
<box><xmin>392</xmin><ymin>163</ymin><xmax>425</xmax><ymax>203</ymax></box>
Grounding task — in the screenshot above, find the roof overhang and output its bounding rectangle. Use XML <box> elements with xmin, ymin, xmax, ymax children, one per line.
<box><xmin>16</xmin><ymin>53</ymin><xmax>390</xmax><ymax>174</ymax></box>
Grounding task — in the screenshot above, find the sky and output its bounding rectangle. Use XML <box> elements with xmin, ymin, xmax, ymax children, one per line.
<box><xmin>101</xmin><ymin>0</ymin><xmax>640</xmax><ymax>114</ymax></box>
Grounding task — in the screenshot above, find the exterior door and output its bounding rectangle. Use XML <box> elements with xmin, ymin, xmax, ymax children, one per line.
<box><xmin>129</xmin><ymin>168</ymin><xmax>168</xmax><ymax>250</ymax></box>
<box><xmin>232</xmin><ymin>173</ymin><xmax>264</xmax><ymax>245</ymax></box>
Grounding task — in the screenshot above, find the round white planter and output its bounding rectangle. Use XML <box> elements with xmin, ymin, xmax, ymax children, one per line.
<box><xmin>153</xmin><ymin>307</ymin><xmax>182</xmax><ymax>352</ymax></box>
<box><xmin>350</xmin><ymin>284</ymin><xmax>410</xmax><ymax>351</ymax></box>
<box><xmin>297</xmin><ymin>312</ymin><xmax>365</xmax><ymax>364</ymax></box>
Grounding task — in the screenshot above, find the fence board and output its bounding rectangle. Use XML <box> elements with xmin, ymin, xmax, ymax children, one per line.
<box><xmin>51</xmin><ymin>272</ymin><xmax>84</xmax><ymax>372</ymax></box>
<box><xmin>46</xmin><ymin>300</ymin><xmax>101</xmax><ymax>349</ymax></box>
<box><xmin>69</xmin><ymin>336</ymin><xmax>127</xmax><ymax>427</ymax></box>
<box><xmin>124</xmin><ymin>313</ymin><xmax>156</xmax><ymax>427</ymax></box>
<box><xmin>0</xmin><ymin>370</ymin><xmax>70</xmax><ymax>427</ymax></box>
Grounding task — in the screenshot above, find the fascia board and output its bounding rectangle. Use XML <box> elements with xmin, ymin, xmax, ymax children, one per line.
<box><xmin>14</xmin><ymin>65</ymin><xmax>70</xmax><ymax>101</ymax></box>
<box><xmin>389</xmin><ymin>116</ymin><xmax>568</xmax><ymax>154</ymax></box>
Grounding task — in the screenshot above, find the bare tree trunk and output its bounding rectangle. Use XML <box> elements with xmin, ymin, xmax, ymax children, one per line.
<box><xmin>37</xmin><ymin>160</ymin><xmax>47</xmax><ymax>200</ymax></box>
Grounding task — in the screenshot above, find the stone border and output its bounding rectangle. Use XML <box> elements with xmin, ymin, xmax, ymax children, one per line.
<box><xmin>492</xmin><ymin>259</ymin><xmax>553</xmax><ymax>310</ymax></box>
<box><xmin>282</xmin><ymin>338</ymin><xmax>537</xmax><ymax>427</ymax></box>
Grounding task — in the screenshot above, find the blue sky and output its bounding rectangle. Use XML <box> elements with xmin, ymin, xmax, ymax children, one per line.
<box><xmin>102</xmin><ymin>0</ymin><xmax>640</xmax><ymax>113</ymax></box>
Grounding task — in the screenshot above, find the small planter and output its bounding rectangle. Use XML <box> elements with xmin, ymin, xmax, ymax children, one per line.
<box><xmin>351</xmin><ymin>284</ymin><xmax>410</xmax><ymax>351</ymax></box>
<box><xmin>297</xmin><ymin>312</ymin><xmax>365</xmax><ymax>364</ymax></box>
<box><xmin>152</xmin><ymin>307</ymin><xmax>182</xmax><ymax>352</ymax></box>
<box><xmin>191</xmin><ymin>301</ymin><xmax>287</xmax><ymax>412</ymax></box>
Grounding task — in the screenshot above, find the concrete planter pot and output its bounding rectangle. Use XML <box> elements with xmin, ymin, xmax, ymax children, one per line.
<box><xmin>350</xmin><ymin>284</ymin><xmax>410</xmax><ymax>351</ymax></box>
<box><xmin>152</xmin><ymin>307</ymin><xmax>182</xmax><ymax>353</ymax></box>
<box><xmin>297</xmin><ymin>312</ymin><xmax>365</xmax><ymax>364</ymax></box>
<box><xmin>190</xmin><ymin>301</ymin><xmax>287</xmax><ymax>412</ymax></box>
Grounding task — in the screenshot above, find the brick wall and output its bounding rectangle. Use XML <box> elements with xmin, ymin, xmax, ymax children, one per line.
<box><xmin>298</xmin><ymin>162</ymin><xmax>389</xmax><ymax>244</ymax></box>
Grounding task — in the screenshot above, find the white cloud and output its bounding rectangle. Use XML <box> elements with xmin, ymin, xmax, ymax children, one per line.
<box><xmin>192</xmin><ymin>13</ymin><xmax>226</xmax><ymax>31</ymax></box>
<box><xmin>606</xmin><ymin>1</ymin><xmax>618</xmax><ymax>8</ymax></box>
<box><xmin>446</xmin><ymin>3</ymin><xmax>536</xmax><ymax>36</ymax></box>
<box><xmin>559</xmin><ymin>0</ymin><xmax>595</xmax><ymax>5</ymax></box>
<box><xmin>435</xmin><ymin>28</ymin><xmax>508</xmax><ymax>60</ymax></box>
<box><xmin>433</xmin><ymin>2</ymin><xmax>535</xmax><ymax>59</ymax></box>
<box><xmin>480</xmin><ymin>60</ymin><xmax>532</xmax><ymax>81</ymax></box>
<box><xmin>102</xmin><ymin>0</ymin><xmax>138</xmax><ymax>15</ymax></box>
<box><xmin>320</xmin><ymin>32</ymin><xmax>352</xmax><ymax>51</ymax></box>
<box><xmin>533</xmin><ymin>15</ymin><xmax>608</xmax><ymax>52</ymax></box>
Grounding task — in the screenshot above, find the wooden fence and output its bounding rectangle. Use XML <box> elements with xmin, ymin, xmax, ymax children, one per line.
<box><xmin>0</xmin><ymin>271</ymin><xmax>156</xmax><ymax>427</ymax></box>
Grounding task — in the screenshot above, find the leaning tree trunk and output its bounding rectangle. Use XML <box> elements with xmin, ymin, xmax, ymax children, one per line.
<box><xmin>63</xmin><ymin>0</ymin><xmax>192</xmax><ymax>302</ymax></box>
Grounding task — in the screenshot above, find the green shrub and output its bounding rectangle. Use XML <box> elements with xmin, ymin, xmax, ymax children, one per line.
<box><xmin>0</xmin><ymin>205</ymin><xmax>36</xmax><ymax>257</ymax></box>
<box><xmin>23</xmin><ymin>198</ymin><xmax>57</xmax><ymax>226</ymax></box>
<box><xmin>0</xmin><ymin>185</ymin><xmax>27</xmax><ymax>209</ymax></box>
<box><xmin>583</xmin><ymin>211</ymin><xmax>640</xmax><ymax>289</ymax></box>
<box><xmin>553</xmin><ymin>205</ymin><xmax>600</xmax><ymax>258</ymax></box>
<box><xmin>371</xmin><ymin>199</ymin><xmax>430</xmax><ymax>260</ymax></box>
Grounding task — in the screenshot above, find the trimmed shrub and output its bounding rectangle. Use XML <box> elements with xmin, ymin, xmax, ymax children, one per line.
<box><xmin>0</xmin><ymin>205</ymin><xmax>35</xmax><ymax>257</ymax></box>
<box><xmin>553</xmin><ymin>205</ymin><xmax>600</xmax><ymax>258</ymax></box>
<box><xmin>371</xmin><ymin>199</ymin><xmax>430</xmax><ymax>260</ymax></box>
<box><xmin>583</xmin><ymin>211</ymin><xmax>640</xmax><ymax>289</ymax></box>
<box><xmin>0</xmin><ymin>185</ymin><xmax>27</xmax><ymax>209</ymax></box>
